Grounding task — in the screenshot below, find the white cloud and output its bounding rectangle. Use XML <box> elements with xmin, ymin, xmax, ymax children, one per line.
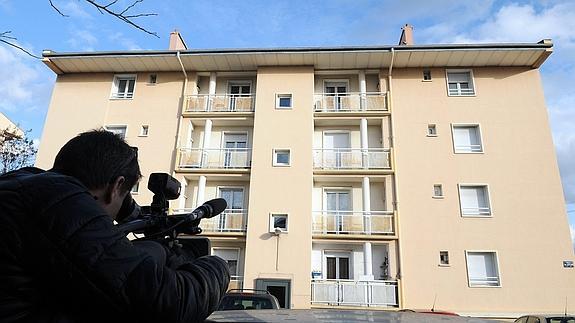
<box><xmin>53</xmin><ymin>0</ymin><xmax>92</xmax><ymax>20</ymax></box>
<box><xmin>66</xmin><ymin>29</ymin><xmax>98</xmax><ymax>51</ymax></box>
<box><xmin>0</xmin><ymin>46</ymin><xmax>40</xmax><ymax>111</ymax></box>
<box><xmin>571</xmin><ymin>224</ymin><xmax>575</xmax><ymax>250</ymax></box>
<box><xmin>108</xmin><ymin>32</ymin><xmax>142</xmax><ymax>50</ymax></box>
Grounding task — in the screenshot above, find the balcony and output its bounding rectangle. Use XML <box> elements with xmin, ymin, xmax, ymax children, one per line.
<box><xmin>173</xmin><ymin>209</ymin><xmax>247</xmax><ymax>234</ymax></box>
<box><xmin>185</xmin><ymin>94</ymin><xmax>255</xmax><ymax>113</ymax></box>
<box><xmin>311</xmin><ymin>279</ymin><xmax>398</xmax><ymax>307</ymax></box>
<box><xmin>312</xmin><ymin>211</ymin><xmax>394</xmax><ymax>236</ymax></box>
<box><xmin>314</xmin><ymin>92</ymin><xmax>387</xmax><ymax>112</ymax></box>
<box><xmin>313</xmin><ymin>149</ymin><xmax>391</xmax><ymax>170</ymax></box>
<box><xmin>178</xmin><ymin>148</ymin><xmax>251</xmax><ymax>169</ymax></box>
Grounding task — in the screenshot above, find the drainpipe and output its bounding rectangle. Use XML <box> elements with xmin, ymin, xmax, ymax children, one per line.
<box><xmin>170</xmin><ymin>52</ymin><xmax>189</xmax><ymax>192</ymax></box>
<box><xmin>388</xmin><ymin>47</ymin><xmax>406</xmax><ymax>309</ymax></box>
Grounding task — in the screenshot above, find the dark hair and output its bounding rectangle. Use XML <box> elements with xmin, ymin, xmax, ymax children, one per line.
<box><xmin>52</xmin><ymin>130</ymin><xmax>142</xmax><ymax>199</ymax></box>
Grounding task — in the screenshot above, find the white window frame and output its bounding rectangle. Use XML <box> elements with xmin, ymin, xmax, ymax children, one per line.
<box><xmin>423</xmin><ymin>69</ymin><xmax>432</xmax><ymax>82</ymax></box>
<box><xmin>276</xmin><ymin>93</ymin><xmax>293</xmax><ymax>109</ymax></box>
<box><xmin>322</xmin><ymin>250</ymin><xmax>353</xmax><ymax>280</ymax></box>
<box><xmin>439</xmin><ymin>250</ymin><xmax>450</xmax><ymax>266</ymax></box>
<box><xmin>451</xmin><ymin>123</ymin><xmax>484</xmax><ymax>153</ymax></box>
<box><xmin>104</xmin><ymin>125</ymin><xmax>128</xmax><ymax>139</ymax></box>
<box><xmin>269</xmin><ymin>213</ymin><xmax>288</xmax><ymax>233</ymax></box>
<box><xmin>110</xmin><ymin>74</ymin><xmax>137</xmax><ymax>99</ymax></box>
<box><xmin>273</xmin><ymin>148</ymin><xmax>291</xmax><ymax>167</ymax></box>
<box><xmin>217</xmin><ymin>185</ymin><xmax>246</xmax><ymax>210</ymax></box>
<box><xmin>458</xmin><ymin>184</ymin><xmax>492</xmax><ymax>217</ymax></box>
<box><xmin>139</xmin><ymin>125</ymin><xmax>149</xmax><ymax>137</ymax></box>
<box><xmin>323</xmin><ymin>79</ymin><xmax>350</xmax><ymax>93</ymax></box>
<box><xmin>322</xmin><ymin>187</ymin><xmax>353</xmax><ymax>212</ymax></box>
<box><xmin>445</xmin><ymin>69</ymin><xmax>475</xmax><ymax>96</ymax></box>
<box><xmin>211</xmin><ymin>247</ymin><xmax>241</xmax><ymax>277</ymax></box>
<box><xmin>433</xmin><ymin>184</ymin><xmax>444</xmax><ymax>199</ymax></box>
<box><xmin>465</xmin><ymin>250</ymin><xmax>501</xmax><ymax>288</ymax></box>
<box><xmin>147</xmin><ymin>74</ymin><xmax>157</xmax><ymax>85</ymax></box>
<box><xmin>226</xmin><ymin>80</ymin><xmax>253</xmax><ymax>95</ymax></box>
<box><xmin>427</xmin><ymin>124</ymin><xmax>437</xmax><ymax>137</ymax></box>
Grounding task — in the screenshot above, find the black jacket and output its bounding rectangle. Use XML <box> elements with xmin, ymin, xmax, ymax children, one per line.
<box><xmin>0</xmin><ymin>168</ymin><xmax>230</xmax><ymax>322</ymax></box>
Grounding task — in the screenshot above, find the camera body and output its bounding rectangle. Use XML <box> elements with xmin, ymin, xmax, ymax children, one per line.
<box><xmin>116</xmin><ymin>173</ymin><xmax>214</xmax><ymax>258</ymax></box>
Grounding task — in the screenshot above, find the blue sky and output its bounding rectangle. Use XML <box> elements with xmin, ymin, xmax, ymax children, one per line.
<box><xmin>1</xmin><ymin>0</ymin><xmax>574</xmax><ymax>246</ymax></box>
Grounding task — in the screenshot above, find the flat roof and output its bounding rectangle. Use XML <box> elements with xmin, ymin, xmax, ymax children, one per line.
<box><xmin>42</xmin><ymin>40</ymin><xmax>553</xmax><ymax>74</ymax></box>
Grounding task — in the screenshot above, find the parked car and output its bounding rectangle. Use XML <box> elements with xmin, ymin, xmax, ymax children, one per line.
<box><xmin>217</xmin><ymin>289</ymin><xmax>280</xmax><ymax>311</ymax></box>
<box><xmin>514</xmin><ymin>315</ymin><xmax>575</xmax><ymax>323</ymax></box>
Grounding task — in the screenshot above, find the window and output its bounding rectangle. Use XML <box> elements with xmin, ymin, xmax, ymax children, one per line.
<box><xmin>111</xmin><ymin>75</ymin><xmax>136</xmax><ymax>99</ymax></box>
<box><xmin>276</xmin><ymin>94</ymin><xmax>292</xmax><ymax>109</ymax></box>
<box><xmin>427</xmin><ymin>124</ymin><xmax>437</xmax><ymax>136</ymax></box>
<box><xmin>433</xmin><ymin>184</ymin><xmax>443</xmax><ymax>198</ymax></box>
<box><xmin>452</xmin><ymin>124</ymin><xmax>482</xmax><ymax>153</ymax></box>
<box><xmin>212</xmin><ymin>248</ymin><xmax>240</xmax><ymax>277</ymax></box>
<box><xmin>466</xmin><ymin>251</ymin><xmax>500</xmax><ymax>287</ymax></box>
<box><xmin>273</xmin><ymin>149</ymin><xmax>290</xmax><ymax>166</ymax></box>
<box><xmin>459</xmin><ymin>185</ymin><xmax>491</xmax><ymax>216</ymax></box>
<box><xmin>104</xmin><ymin>125</ymin><xmax>127</xmax><ymax>139</ymax></box>
<box><xmin>140</xmin><ymin>125</ymin><xmax>149</xmax><ymax>137</ymax></box>
<box><xmin>446</xmin><ymin>70</ymin><xmax>475</xmax><ymax>96</ymax></box>
<box><xmin>269</xmin><ymin>213</ymin><xmax>288</xmax><ymax>233</ymax></box>
<box><xmin>148</xmin><ymin>74</ymin><xmax>157</xmax><ymax>84</ymax></box>
<box><xmin>439</xmin><ymin>251</ymin><xmax>449</xmax><ymax>265</ymax></box>
<box><xmin>131</xmin><ymin>182</ymin><xmax>139</xmax><ymax>194</ymax></box>
<box><xmin>423</xmin><ymin>69</ymin><xmax>432</xmax><ymax>81</ymax></box>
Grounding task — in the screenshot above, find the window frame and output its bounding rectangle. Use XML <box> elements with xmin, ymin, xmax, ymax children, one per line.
<box><xmin>148</xmin><ymin>74</ymin><xmax>157</xmax><ymax>85</ymax></box>
<box><xmin>427</xmin><ymin>124</ymin><xmax>437</xmax><ymax>137</ymax></box>
<box><xmin>104</xmin><ymin>124</ymin><xmax>128</xmax><ymax>140</ymax></box>
<box><xmin>465</xmin><ymin>250</ymin><xmax>502</xmax><ymax>288</ymax></box>
<box><xmin>273</xmin><ymin>148</ymin><xmax>291</xmax><ymax>167</ymax></box>
<box><xmin>139</xmin><ymin>125</ymin><xmax>149</xmax><ymax>137</ymax></box>
<box><xmin>433</xmin><ymin>184</ymin><xmax>444</xmax><ymax>199</ymax></box>
<box><xmin>276</xmin><ymin>93</ymin><xmax>293</xmax><ymax>109</ymax></box>
<box><xmin>445</xmin><ymin>69</ymin><xmax>476</xmax><ymax>97</ymax></box>
<box><xmin>458</xmin><ymin>184</ymin><xmax>492</xmax><ymax>217</ymax></box>
<box><xmin>439</xmin><ymin>251</ymin><xmax>450</xmax><ymax>266</ymax></box>
<box><xmin>423</xmin><ymin>69</ymin><xmax>432</xmax><ymax>81</ymax></box>
<box><xmin>211</xmin><ymin>247</ymin><xmax>241</xmax><ymax>277</ymax></box>
<box><xmin>269</xmin><ymin>213</ymin><xmax>288</xmax><ymax>233</ymax></box>
<box><xmin>110</xmin><ymin>74</ymin><xmax>137</xmax><ymax>100</ymax></box>
<box><xmin>451</xmin><ymin>123</ymin><xmax>484</xmax><ymax>154</ymax></box>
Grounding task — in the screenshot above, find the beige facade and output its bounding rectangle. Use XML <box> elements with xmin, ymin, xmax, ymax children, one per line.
<box><xmin>36</xmin><ymin>39</ymin><xmax>574</xmax><ymax>318</ymax></box>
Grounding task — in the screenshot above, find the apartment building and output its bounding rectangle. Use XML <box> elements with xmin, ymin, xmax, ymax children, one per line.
<box><xmin>36</xmin><ymin>27</ymin><xmax>575</xmax><ymax>317</ymax></box>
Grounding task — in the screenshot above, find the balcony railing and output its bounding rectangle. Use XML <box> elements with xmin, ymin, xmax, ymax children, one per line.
<box><xmin>185</xmin><ymin>94</ymin><xmax>255</xmax><ymax>112</ymax></box>
<box><xmin>312</xmin><ymin>211</ymin><xmax>394</xmax><ymax>235</ymax></box>
<box><xmin>448</xmin><ymin>88</ymin><xmax>475</xmax><ymax>96</ymax></box>
<box><xmin>311</xmin><ymin>279</ymin><xmax>398</xmax><ymax>307</ymax></box>
<box><xmin>461</xmin><ymin>206</ymin><xmax>491</xmax><ymax>216</ymax></box>
<box><xmin>173</xmin><ymin>208</ymin><xmax>248</xmax><ymax>233</ymax></box>
<box><xmin>454</xmin><ymin>144</ymin><xmax>483</xmax><ymax>153</ymax></box>
<box><xmin>469</xmin><ymin>276</ymin><xmax>500</xmax><ymax>287</ymax></box>
<box><xmin>313</xmin><ymin>148</ymin><xmax>391</xmax><ymax>169</ymax></box>
<box><xmin>178</xmin><ymin>148</ymin><xmax>251</xmax><ymax>169</ymax></box>
<box><xmin>314</xmin><ymin>92</ymin><xmax>387</xmax><ymax>112</ymax></box>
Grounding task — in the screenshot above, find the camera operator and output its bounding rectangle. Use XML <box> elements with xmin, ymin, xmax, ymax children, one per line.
<box><xmin>0</xmin><ymin>130</ymin><xmax>230</xmax><ymax>322</ymax></box>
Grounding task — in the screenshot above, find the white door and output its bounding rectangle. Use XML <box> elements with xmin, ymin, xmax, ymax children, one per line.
<box><xmin>324</xmin><ymin>251</ymin><xmax>351</xmax><ymax>280</ymax></box>
<box><xmin>223</xmin><ymin>133</ymin><xmax>248</xmax><ymax>167</ymax></box>
<box><xmin>219</xmin><ymin>188</ymin><xmax>244</xmax><ymax>231</ymax></box>
<box><xmin>228</xmin><ymin>83</ymin><xmax>251</xmax><ymax>111</ymax></box>
<box><xmin>325</xmin><ymin>81</ymin><xmax>348</xmax><ymax>110</ymax></box>
<box><xmin>324</xmin><ymin>133</ymin><xmax>350</xmax><ymax>168</ymax></box>
<box><xmin>325</xmin><ymin>190</ymin><xmax>351</xmax><ymax>233</ymax></box>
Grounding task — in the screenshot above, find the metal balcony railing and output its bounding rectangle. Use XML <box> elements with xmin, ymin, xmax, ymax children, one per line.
<box><xmin>173</xmin><ymin>208</ymin><xmax>248</xmax><ymax>233</ymax></box>
<box><xmin>448</xmin><ymin>87</ymin><xmax>475</xmax><ymax>96</ymax></box>
<box><xmin>311</xmin><ymin>279</ymin><xmax>398</xmax><ymax>307</ymax></box>
<box><xmin>454</xmin><ymin>143</ymin><xmax>483</xmax><ymax>153</ymax></box>
<box><xmin>313</xmin><ymin>148</ymin><xmax>391</xmax><ymax>170</ymax></box>
<box><xmin>178</xmin><ymin>148</ymin><xmax>251</xmax><ymax>169</ymax></box>
<box><xmin>461</xmin><ymin>206</ymin><xmax>491</xmax><ymax>216</ymax></box>
<box><xmin>312</xmin><ymin>211</ymin><xmax>394</xmax><ymax>235</ymax></box>
<box><xmin>314</xmin><ymin>92</ymin><xmax>388</xmax><ymax>112</ymax></box>
<box><xmin>185</xmin><ymin>94</ymin><xmax>255</xmax><ymax>112</ymax></box>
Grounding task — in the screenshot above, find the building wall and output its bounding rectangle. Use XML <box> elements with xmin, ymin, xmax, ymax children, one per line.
<box><xmin>35</xmin><ymin>72</ymin><xmax>187</xmax><ymax>204</ymax></box>
<box><xmin>243</xmin><ymin>66</ymin><xmax>314</xmax><ymax>309</ymax></box>
<box><xmin>392</xmin><ymin>67</ymin><xmax>575</xmax><ymax>314</ymax></box>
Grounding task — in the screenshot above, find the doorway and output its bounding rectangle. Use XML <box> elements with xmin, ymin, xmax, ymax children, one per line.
<box><xmin>255</xmin><ymin>279</ymin><xmax>291</xmax><ymax>309</ymax></box>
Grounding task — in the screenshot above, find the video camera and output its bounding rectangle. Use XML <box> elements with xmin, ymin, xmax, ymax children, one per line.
<box><xmin>115</xmin><ymin>173</ymin><xmax>227</xmax><ymax>258</ymax></box>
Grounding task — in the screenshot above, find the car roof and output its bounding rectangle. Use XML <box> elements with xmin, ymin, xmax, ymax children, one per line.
<box><xmin>207</xmin><ymin>309</ymin><xmax>499</xmax><ymax>322</ymax></box>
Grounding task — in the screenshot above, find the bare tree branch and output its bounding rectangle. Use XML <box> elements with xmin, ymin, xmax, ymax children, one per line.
<box><xmin>83</xmin><ymin>0</ymin><xmax>159</xmax><ymax>38</ymax></box>
<box><xmin>48</xmin><ymin>0</ymin><xmax>69</xmax><ymax>17</ymax></box>
<box><xmin>0</xmin><ymin>32</ymin><xmax>42</xmax><ymax>59</ymax></box>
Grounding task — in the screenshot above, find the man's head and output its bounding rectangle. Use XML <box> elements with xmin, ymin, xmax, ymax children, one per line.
<box><xmin>52</xmin><ymin>130</ymin><xmax>142</xmax><ymax>219</ymax></box>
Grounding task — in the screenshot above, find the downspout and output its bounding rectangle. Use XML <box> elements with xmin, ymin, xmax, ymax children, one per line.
<box><xmin>388</xmin><ymin>47</ymin><xmax>406</xmax><ymax>309</ymax></box>
<box><xmin>171</xmin><ymin>51</ymin><xmax>188</xmax><ymax>177</ymax></box>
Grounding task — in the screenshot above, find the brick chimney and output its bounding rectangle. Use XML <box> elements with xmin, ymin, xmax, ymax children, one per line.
<box><xmin>398</xmin><ymin>24</ymin><xmax>414</xmax><ymax>46</ymax></box>
<box><xmin>169</xmin><ymin>30</ymin><xmax>187</xmax><ymax>50</ymax></box>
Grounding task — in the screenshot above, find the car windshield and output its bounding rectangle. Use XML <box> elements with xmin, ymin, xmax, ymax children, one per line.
<box><xmin>218</xmin><ymin>295</ymin><xmax>274</xmax><ymax>310</ymax></box>
<box><xmin>546</xmin><ymin>318</ymin><xmax>575</xmax><ymax>323</ymax></box>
